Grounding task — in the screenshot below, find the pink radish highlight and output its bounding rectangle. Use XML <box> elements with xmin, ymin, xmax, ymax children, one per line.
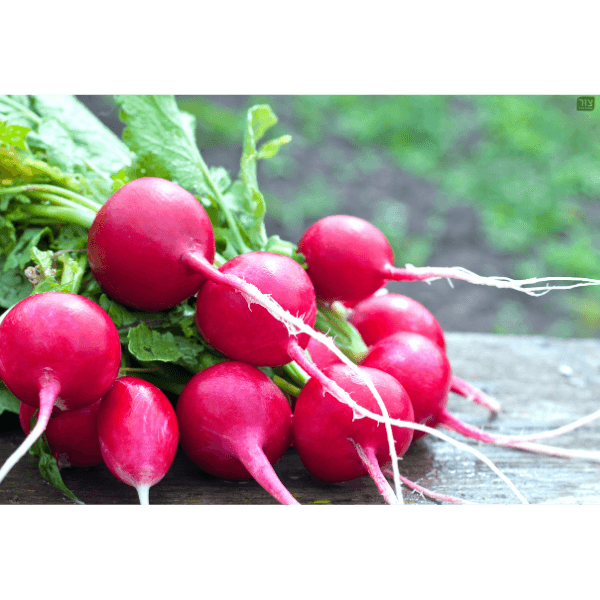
<box><xmin>176</xmin><ymin>361</ymin><xmax>298</xmax><ymax>505</ymax></box>
<box><xmin>97</xmin><ymin>377</ymin><xmax>179</xmax><ymax>504</ymax></box>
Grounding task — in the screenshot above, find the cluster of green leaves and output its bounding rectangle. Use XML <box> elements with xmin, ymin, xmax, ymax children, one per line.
<box><xmin>0</xmin><ymin>94</ymin><xmax>314</xmax><ymax>500</ymax></box>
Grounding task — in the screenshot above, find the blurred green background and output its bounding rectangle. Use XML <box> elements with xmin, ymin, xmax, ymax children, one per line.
<box><xmin>79</xmin><ymin>95</ymin><xmax>600</xmax><ymax>339</ymax></box>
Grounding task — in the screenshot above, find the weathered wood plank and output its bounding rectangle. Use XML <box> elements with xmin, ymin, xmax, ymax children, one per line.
<box><xmin>1</xmin><ymin>332</ymin><xmax>599</xmax><ymax>505</ymax></box>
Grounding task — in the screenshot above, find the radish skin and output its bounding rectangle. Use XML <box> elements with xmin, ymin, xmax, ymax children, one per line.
<box><xmin>292</xmin><ymin>364</ymin><xmax>414</xmax><ymax>505</ymax></box>
<box><xmin>20</xmin><ymin>399</ymin><xmax>103</xmax><ymax>468</ymax></box>
<box><xmin>176</xmin><ymin>362</ymin><xmax>298</xmax><ymax>505</ymax></box>
<box><xmin>97</xmin><ymin>377</ymin><xmax>179</xmax><ymax>505</ymax></box>
<box><xmin>350</xmin><ymin>292</ymin><xmax>501</xmax><ymax>413</ymax></box>
<box><xmin>0</xmin><ymin>293</ymin><xmax>121</xmax><ymax>484</ymax></box>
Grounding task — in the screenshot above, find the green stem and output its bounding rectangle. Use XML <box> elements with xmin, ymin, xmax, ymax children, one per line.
<box><xmin>25</xmin><ymin>157</ymin><xmax>83</xmax><ymax>193</ymax></box>
<box><xmin>12</xmin><ymin>204</ymin><xmax>95</xmax><ymax>229</ymax></box>
<box><xmin>272</xmin><ymin>375</ymin><xmax>302</xmax><ymax>398</ymax></box>
<box><xmin>194</xmin><ymin>153</ymin><xmax>251</xmax><ymax>254</ymax></box>
<box><xmin>69</xmin><ymin>252</ymin><xmax>88</xmax><ymax>295</ymax></box>
<box><xmin>0</xmin><ymin>184</ymin><xmax>101</xmax><ymax>211</ymax></box>
<box><xmin>0</xmin><ymin>96</ymin><xmax>41</xmax><ymax>124</ymax></box>
<box><xmin>282</xmin><ymin>360</ymin><xmax>310</xmax><ymax>387</ymax></box>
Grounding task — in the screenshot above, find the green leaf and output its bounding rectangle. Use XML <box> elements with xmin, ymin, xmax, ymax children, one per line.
<box><xmin>0</xmin><ymin>95</ymin><xmax>38</xmax><ymax>128</ymax></box>
<box><xmin>29</xmin><ymin>117</ymin><xmax>79</xmax><ymax>173</ymax></box>
<box><xmin>258</xmin><ymin>134</ymin><xmax>292</xmax><ymax>160</ymax></box>
<box><xmin>0</xmin><ymin>382</ymin><xmax>20</xmax><ymax>416</ymax></box>
<box><xmin>127</xmin><ymin>322</ymin><xmax>182</xmax><ymax>363</ymax></box>
<box><xmin>29</xmin><ymin>432</ymin><xmax>84</xmax><ymax>504</ymax></box>
<box><xmin>26</xmin><ymin>246</ymin><xmax>87</xmax><ymax>295</ymax></box>
<box><xmin>0</xmin><ymin>121</ymin><xmax>30</xmax><ymax>150</ymax></box>
<box><xmin>4</xmin><ymin>226</ymin><xmax>53</xmax><ymax>271</ymax></box>
<box><xmin>29</xmin><ymin>95</ymin><xmax>132</xmax><ymax>175</ymax></box>
<box><xmin>0</xmin><ymin>255</ymin><xmax>31</xmax><ymax>308</ymax></box>
<box><xmin>98</xmin><ymin>294</ymin><xmax>135</xmax><ymax>328</ymax></box>
<box><xmin>115</xmin><ymin>95</ymin><xmax>206</xmax><ymax>194</ymax></box>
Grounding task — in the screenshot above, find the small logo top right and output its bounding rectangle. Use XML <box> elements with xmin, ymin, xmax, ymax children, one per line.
<box><xmin>577</xmin><ymin>96</ymin><xmax>595</xmax><ymax>111</ymax></box>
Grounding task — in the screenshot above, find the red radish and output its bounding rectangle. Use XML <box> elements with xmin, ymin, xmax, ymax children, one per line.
<box><xmin>0</xmin><ymin>292</ymin><xmax>121</xmax><ymax>483</ymax></box>
<box><xmin>87</xmin><ymin>177</ymin><xmax>216</xmax><ymax>311</ymax></box>
<box><xmin>297</xmin><ymin>214</ymin><xmax>600</xmax><ymax>304</ymax></box>
<box><xmin>193</xmin><ymin>250</ymin><xmax>407</xmax><ymax>494</ymax></box>
<box><xmin>292</xmin><ymin>363</ymin><xmax>414</xmax><ymax>504</ymax></box>
<box><xmin>350</xmin><ymin>292</ymin><xmax>446</xmax><ymax>350</ymax></box>
<box><xmin>86</xmin><ymin>178</ymin><xmax>381</xmax><ymax>449</ymax></box>
<box><xmin>96</xmin><ymin>376</ymin><xmax>179</xmax><ymax>505</ymax></box>
<box><xmin>349</xmin><ymin>292</ymin><xmax>499</xmax><ymax>413</ymax></box>
<box><xmin>361</xmin><ymin>332</ymin><xmax>452</xmax><ymax>441</ymax></box>
<box><xmin>20</xmin><ymin>399</ymin><xmax>103</xmax><ymax>468</ymax></box>
<box><xmin>176</xmin><ymin>361</ymin><xmax>297</xmax><ymax>505</ymax></box>
<box><xmin>195</xmin><ymin>251</ymin><xmax>317</xmax><ymax>367</ymax></box>
<box><xmin>85</xmin><ymin>178</ymin><xmax>407</xmax><ymax>495</ymax></box>
<box><xmin>83</xmin><ymin>178</ymin><xmax>522</xmax><ymax>496</ymax></box>
<box><xmin>305</xmin><ymin>336</ymin><xmax>344</xmax><ymax>369</ymax></box>
<box><xmin>360</xmin><ymin>331</ymin><xmax>600</xmax><ymax>459</ymax></box>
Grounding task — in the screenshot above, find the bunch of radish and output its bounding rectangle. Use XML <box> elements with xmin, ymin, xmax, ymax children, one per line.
<box><xmin>3</xmin><ymin>176</ymin><xmax>600</xmax><ymax>505</ymax></box>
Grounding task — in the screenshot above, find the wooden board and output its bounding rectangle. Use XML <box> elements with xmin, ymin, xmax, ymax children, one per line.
<box><xmin>1</xmin><ymin>332</ymin><xmax>599</xmax><ymax>505</ymax></box>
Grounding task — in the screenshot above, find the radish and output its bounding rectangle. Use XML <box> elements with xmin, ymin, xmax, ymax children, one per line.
<box><xmin>20</xmin><ymin>399</ymin><xmax>103</xmax><ymax>468</ymax></box>
<box><xmin>83</xmin><ymin>177</ymin><xmax>527</xmax><ymax>500</ymax></box>
<box><xmin>361</xmin><ymin>331</ymin><xmax>600</xmax><ymax>460</ymax></box>
<box><xmin>349</xmin><ymin>292</ymin><xmax>500</xmax><ymax>413</ymax></box>
<box><xmin>0</xmin><ymin>292</ymin><xmax>121</xmax><ymax>483</ymax></box>
<box><xmin>87</xmin><ymin>177</ymin><xmax>216</xmax><ymax>311</ymax></box>
<box><xmin>193</xmin><ymin>250</ymin><xmax>534</xmax><ymax>501</ymax></box>
<box><xmin>297</xmin><ymin>214</ymin><xmax>600</xmax><ymax>304</ymax></box>
<box><xmin>292</xmin><ymin>364</ymin><xmax>414</xmax><ymax>504</ymax></box>
<box><xmin>96</xmin><ymin>376</ymin><xmax>179</xmax><ymax>505</ymax></box>
<box><xmin>176</xmin><ymin>361</ymin><xmax>297</xmax><ymax>505</ymax></box>
<box><xmin>349</xmin><ymin>292</ymin><xmax>446</xmax><ymax>350</ymax></box>
<box><xmin>305</xmin><ymin>336</ymin><xmax>344</xmax><ymax>370</ymax></box>
<box><xmin>195</xmin><ymin>251</ymin><xmax>317</xmax><ymax>367</ymax></box>
<box><xmin>85</xmin><ymin>178</ymin><xmax>406</xmax><ymax>497</ymax></box>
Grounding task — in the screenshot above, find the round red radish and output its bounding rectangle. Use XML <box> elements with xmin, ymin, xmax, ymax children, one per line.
<box><xmin>195</xmin><ymin>251</ymin><xmax>317</xmax><ymax>367</ymax></box>
<box><xmin>96</xmin><ymin>376</ymin><xmax>179</xmax><ymax>504</ymax></box>
<box><xmin>87</xmin><ymin>177</ymin><xmax>216</xmax><ymax>311</ymax></box>
<box><xmin>0</xmin><ymin>293</ymin><xmax>121</xmax><ymax>412</ymax></box>
<box><xmin>360</xmin><ymin>331</ymin><xmax>452</xmax><ymax>441</ymax></box>
<box><xmin>298</xmin><ymin>215</ymin><xmax>391</xmax><ymax>304</ymax></box>
<box><xmin>176</xmin><ymin>361</ymin><xmax>297</xmax><ymax>505</ymax></box>
<box><xmin>350</xmin><ymin>292</ymin><xmax>446</xmax><ymax>350</ymax></box>
<box><xmin>20</xmin><ymin>399</ymin><xmax>103</xmax><ymax>468</ymax></box>
<box><xmin>351</xmin><ymin>294</ymin><xmax>500</xmax><ymax>413</ymax></box>
<box><xmin>292</xmin><ymin>363</ymin><xmax>414</xmax><ymax>502</ymax></box>
<box><xmin>0</xmin><ymin>292</ymin><xmax>121</xmax><ymax>484</ymax></box>
<box><xmin>299</xmin><ymin>214</ymin><xmax>565</xmax><ymax>304</ymax></box>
